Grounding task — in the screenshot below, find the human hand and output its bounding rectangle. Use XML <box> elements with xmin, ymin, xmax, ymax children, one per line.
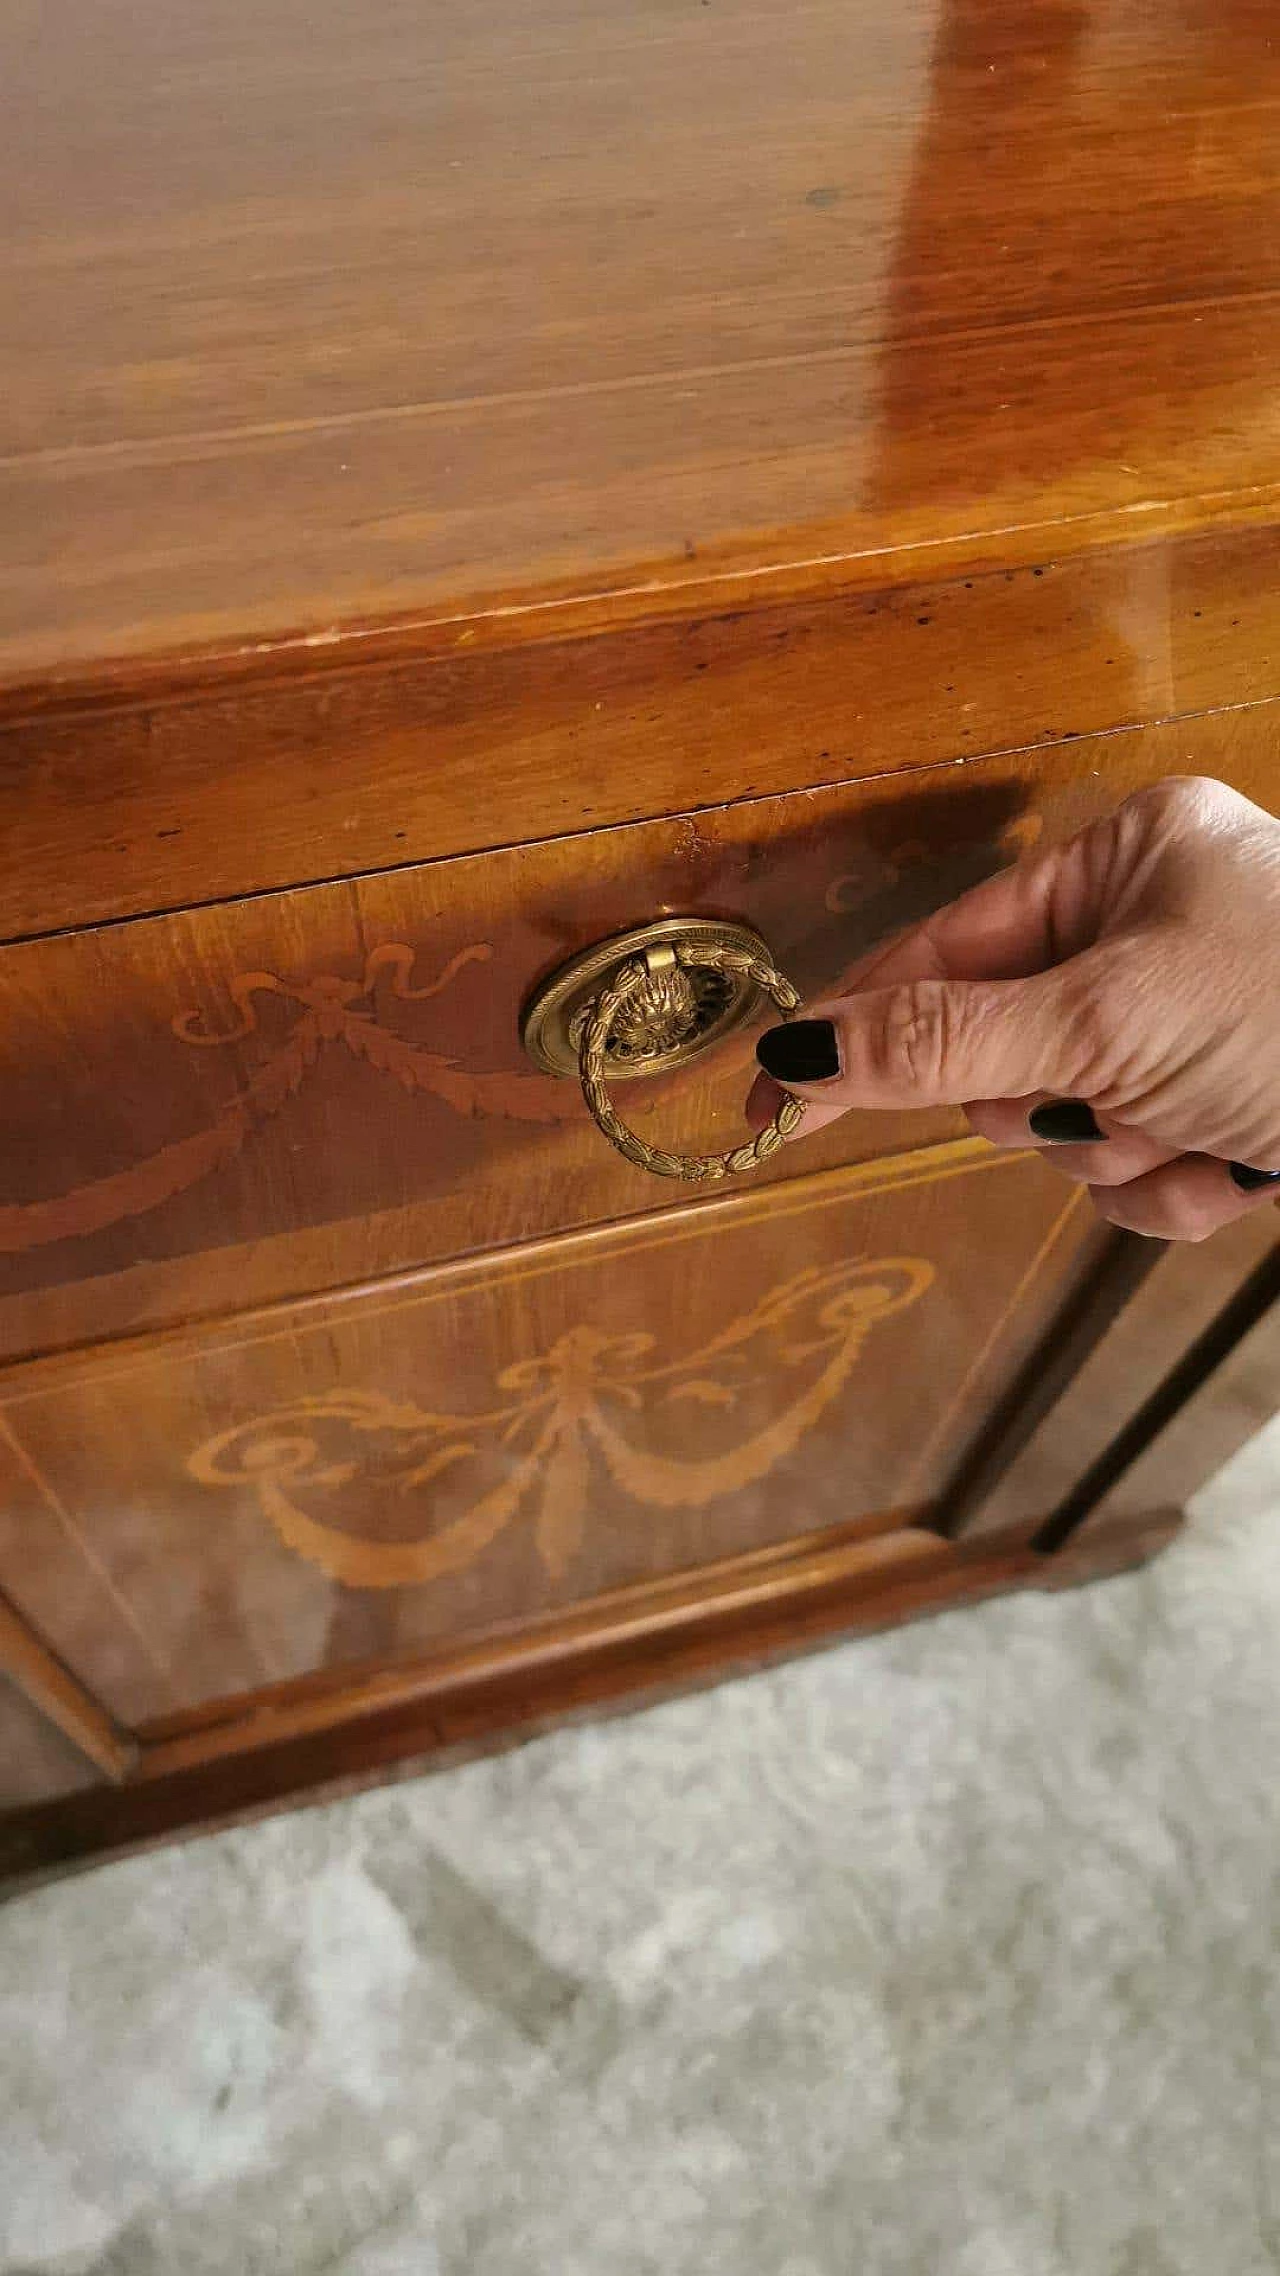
<box><xmin>748</xmin><ymin>776</ymin><xmax>1280</xmax><ymax>1241</ymax></box>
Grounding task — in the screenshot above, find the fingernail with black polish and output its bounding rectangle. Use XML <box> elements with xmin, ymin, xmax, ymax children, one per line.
<box><xmin>756</xmin><ymin>1019</ymin><xmax>842</xmax><ymax>1085</ymax></box>
<box><xmin>1229</xmin><ymin>1162</ymin><xmax>1280</xmax><ymax>1192</ymax></box>
<box><xmin>1028</xmin><ymin>1099</ymin><xmax>1106</xmax><ymax>1145</ymax></box>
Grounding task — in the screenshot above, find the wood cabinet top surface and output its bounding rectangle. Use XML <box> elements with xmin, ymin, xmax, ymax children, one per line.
<box><xmin>7</xmin><ymin>0</ymin><xmax>1280</xmax><ymax>692</ymax></box>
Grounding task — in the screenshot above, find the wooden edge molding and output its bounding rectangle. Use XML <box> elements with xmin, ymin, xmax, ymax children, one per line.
<box><xmin>936</xmin><ymin>1228</ymin><xmax>1168</xmax><ymax>1539</ymax></box>
<box><xmin>1033</xmin><ymin>1240</ymin><xmax>1280</xmax><ymax>1552</ymax></box>
<box><xmin>0</xmin><ymin>1504</ymin><xmax>1181</xmax><ymax>1892</ymax></box>
<box><xmin>131</xmin><ymin>1511</ymin><xmax>948</xmax><ymax>1772</ymax></box>
<box><xmin>0</xmin><ymin>1593</ymin><xmax>136</xmax><ymax>1785</ymax></box>
<box><xmin>6</xmin><ymin>529</ymin><xmax>1280</xmax><ymax>951</ymax></box>
<box><xmin>6</xmin><ymin>483</ymin><xmax>1280</xmax><ymax>730</ymax></box>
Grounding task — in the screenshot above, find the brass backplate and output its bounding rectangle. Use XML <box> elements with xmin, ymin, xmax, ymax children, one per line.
<box><xmin>520</xmin><ymin>916</ymin><xmax>773</xmax><ymax>1081</ymax></box>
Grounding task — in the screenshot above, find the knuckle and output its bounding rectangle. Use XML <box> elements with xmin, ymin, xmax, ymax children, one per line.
<box><xmin>873</xmin><ymin>982</ymin><xmax>952</xmax><ymax>1093</ymax></box>
<box><xmin>1127</xmin><ymin>775</ymin><xmax>1213</xmax><ymax>824</ymax></box>
<box><xmin>1106</xmin><ymin>1190</ymin><xmax>1221</xmax><ymax>1243</ymax></box>
<box><xmin>1124</xmin><ymin>774</ymin><xmax>1247</xmax><ymax>843</ymax></box>
<box><xmin>1076</xmin><ymin>1153</ymin><xmax>1134</xmax><ymax>1188</ymax></box>
<box><xmin>1051</xmin><ymin>965</ymin><xmax>1118</xmax><ymax>1093</ymax></box>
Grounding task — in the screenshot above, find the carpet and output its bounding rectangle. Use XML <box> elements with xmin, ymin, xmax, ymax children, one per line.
<box><xmin>4</xmin><ymin>1425</ymin><xmax>1280</xmax><ymax>2276</ymax></box>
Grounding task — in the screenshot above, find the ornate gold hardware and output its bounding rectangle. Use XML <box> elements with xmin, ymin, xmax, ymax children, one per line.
<box><xmin>520</xmin><ymin>918</ymin><xmax>806</xmax><ymax>1182</ymax></box>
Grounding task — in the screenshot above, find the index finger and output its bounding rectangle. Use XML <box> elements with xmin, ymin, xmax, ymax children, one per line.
<box><xmin>828</xmin><ymin>810</ymin><xmax>1116</xmax><ymax>996</ymax></box>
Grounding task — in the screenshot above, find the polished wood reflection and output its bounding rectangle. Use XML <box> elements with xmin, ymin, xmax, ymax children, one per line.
<box><xmin>4</xmin><ymin>708</ymin><xmax>1279</xmax><ymax>1369</ymax></box>
<box><xmin>0</xmin><ymin>1143</ymin><xmax>1103</xmax><ymax>1728</ymax></box>
<box><xmin>4</xmin><ymin>0</ymin><xmax>1278</xmax><ymax>1877</ymax></box>
<box><xmin>5</xmin><ymin>0</ymin><xmax>1280</xmax><ymax>682</ymax></box>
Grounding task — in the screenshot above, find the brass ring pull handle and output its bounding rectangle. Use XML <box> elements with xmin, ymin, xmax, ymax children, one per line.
<box><xmin>520</xmin><ymin>918</ymin><xmax>807</xmax><ymax>1183</ymax></box>
<box><xmin>580</xmin><ymin>941</ymin><xmax>806</xmax><ymax>1180</ymax></box>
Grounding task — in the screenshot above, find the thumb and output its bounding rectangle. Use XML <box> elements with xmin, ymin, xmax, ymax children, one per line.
<box><xmin>756</xmin><ymin>963</ymin><xmax>1097</xmax><ymax>1111</ymax></box>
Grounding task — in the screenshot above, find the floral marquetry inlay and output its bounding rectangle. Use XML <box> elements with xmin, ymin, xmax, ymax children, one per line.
<box><xmin>187</xmin><ymin>1256</ymin><xmax>935</xmax><ymax>1589</ymax></box>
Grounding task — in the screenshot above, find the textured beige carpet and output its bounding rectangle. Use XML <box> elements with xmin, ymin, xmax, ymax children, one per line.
<box><xmin>4</xmin><ymin>1427</ymin><xmax>1280</xmax><ymax>2276</ymax></box>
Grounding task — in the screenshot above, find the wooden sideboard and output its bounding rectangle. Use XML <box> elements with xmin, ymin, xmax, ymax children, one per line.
<box><xmin>3</xmin><ymin>0</ymin><xmax>1279</xmax><ymax>1884</ymax></box>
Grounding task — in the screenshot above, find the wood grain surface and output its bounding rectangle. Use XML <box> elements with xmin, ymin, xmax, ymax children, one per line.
<box><xmin>977</xmin><ymin>1208</ymin><xmax>1280</xmax><ymax>1539</ymax></box>
<box><xmin>0</xmin><ymin>1678</ymin><xmax>105</xmax><ymax>1811</ymax></box>
<box><xmin>0</xmin><ymin>1505</ymin><xmax>1186</xmax><ymax>1889</ymax></box>
<box><xmin>0</xmin><ymin>1590</ymin><xmax>134</xmax><ymax>1782</ymax></box>
<box><xmin>5</xmin><ymin>0</ymin><xmax>1280</xmax><ymax>685</ymax></box>
<box><xmin>4</xmin><ymin>527</ymin><xmax>1280</xmax><ymax>943</ymax></box>
<box><xmin>0</xmin><ymin>1140</ymin><xmax>1106</xmax><ymax>1728</ymax></box>
<box><xmin>5</xmin><ymin>711</ymin><xmax>1278</xmax><ymax>1366</ymax></box>
<box><xmin>6</xmin><ymin>0</ymin><xmax>1280</xmax><ymax>1874</ymax></box>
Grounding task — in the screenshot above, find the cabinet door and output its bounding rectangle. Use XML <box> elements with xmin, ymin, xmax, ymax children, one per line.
<box><xmin>0</xmin><ymin>1679</ymin><xmax>103</xmax><ymax>1808</ymax></box>
<box><xmin>0</xmin><ymin>1142</ymin><xmax>1105</xmax><ymax>1730</ymax></box>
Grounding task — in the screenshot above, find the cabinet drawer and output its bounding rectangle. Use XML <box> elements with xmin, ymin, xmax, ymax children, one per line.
<box><xmin>4</xmin><ymin>708</ymin><xmax>1274</xmax><ymax>1364</ymax></box>
<box><xmin>0</xmin><ymin>1143</ymin><xmax>1103</xmax><ymax>1730</ymax></box>
<box><xmin>0</xmin><ymin>752</ymin><xmax>1028</xmax><ymax>1359</ymax></box>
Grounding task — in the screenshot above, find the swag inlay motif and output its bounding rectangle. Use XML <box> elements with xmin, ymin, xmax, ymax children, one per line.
<box><xmin>188</xmin><ymin>1256</ymin><xmax>935</xmax><ymax>1588</ymax></box>
<box><xmin>1</xmin><ymin>944</ymin><xmax>560</xmax><ymax>1253</ymax></box>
